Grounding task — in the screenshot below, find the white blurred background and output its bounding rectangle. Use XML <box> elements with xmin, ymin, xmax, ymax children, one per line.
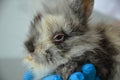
<box><xmin>0</xmin><ymin>0</ymin><xmax>120</xmax><ymax>80</ymax></box>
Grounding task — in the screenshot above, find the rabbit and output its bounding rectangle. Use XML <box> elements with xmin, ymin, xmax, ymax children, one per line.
<box><xmin>24</xmin><ymin>0</ymin><xmax>120</xmax><ymax>80</ymax></box>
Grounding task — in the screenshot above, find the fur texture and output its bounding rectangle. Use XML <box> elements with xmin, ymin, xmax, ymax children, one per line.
<box><xmin>24</xmin><ymin>0</ymin><xmax>120</xmax><ymax>80</ymax></box>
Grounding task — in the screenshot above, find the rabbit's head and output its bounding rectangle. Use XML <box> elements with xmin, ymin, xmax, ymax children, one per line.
<box><xmin>24</xmin><ymin>0</ymin><xmax>99</xmax><ymax>68</ymax></box>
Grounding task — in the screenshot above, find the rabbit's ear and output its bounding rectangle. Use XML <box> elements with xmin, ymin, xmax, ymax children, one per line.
<box><xmin>30</xmin><ymin>13</ymin><xmax>41</xmax><ymax>35</ymax></box>
<box><xmin>69</xmin><ymin>0</ymin><xmax>94</xmax><ymax>20</ymax></box>
<box><xmin>32</xmin><ymin>14</ymin><xmax>42</xmax><ymax>26</ymax></box>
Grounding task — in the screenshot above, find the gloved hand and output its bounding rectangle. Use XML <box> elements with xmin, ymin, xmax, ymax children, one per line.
<box><xmin>68</xmin><ymin>64</ymin><xmax>100</xmax><ymax>80</ymax></box>
<box><xmin>23</xmin><ymin>64</ymin><xmax>100</xmax><ymax>80</ymax></box>
<box><xmin>42</xmin><ymin>64</ymin><xmax>100</xmax><ymax>80</ymax></box>
<box><xmin>23</xmin><ymin>70</ymin><xmax>34</xmax><ymax>80</ymax></box>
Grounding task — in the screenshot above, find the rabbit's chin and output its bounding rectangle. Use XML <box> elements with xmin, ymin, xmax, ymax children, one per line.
<box><xmin>24</xmin><ymin>54</ymin><xmax>69</xmax><ymax>80</ymax></box>
<box><xmin>33</xmin><ymin>60</ymin><xmax>69</xmax><ymax>80</ymax></box>
<box><xmin>33</xmin><ymin>64</ymin><xmax>57</xmax><ymax>80</ymax></box>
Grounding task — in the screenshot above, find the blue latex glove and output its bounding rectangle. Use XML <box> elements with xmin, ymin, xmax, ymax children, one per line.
<box><xmin>68</xmin><ymin>64</ymin><xmax>100</xmax><ymax>80</ymax></box>
<box><xmin>23</xmin><ymin>64</ymin><xmax>100</xmax><ymax>80</ymax></box>
<box><xmin>23</xmin><ymin>70</ymin><xmax>34</xmax><ymax>80</ymax></box>
<box><xmin>43</xmin><ymin>64</ymin><xmax>100</xmax><ymax>80</ymax></box>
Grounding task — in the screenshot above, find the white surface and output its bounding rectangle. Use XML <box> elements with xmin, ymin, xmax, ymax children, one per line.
<box><xmin>0</xmin><ymin>58</ymin><xmax>25</xmax><ymax>80</ymax></box>
<box><xmin>0</xmin><ymin>0</ymin><xmax>33</xmax><ymax>58</ymax></box>
<box><xmin>94</xmin><ymin>0</ymin><xmax>120</xmax><ymax>20</ymax></box>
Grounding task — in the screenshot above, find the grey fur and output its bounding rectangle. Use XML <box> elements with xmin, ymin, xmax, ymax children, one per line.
<box><xmin>24</xmin><ymin>0</ymin><xmax>120</xmax><ymax>80</ymax></box>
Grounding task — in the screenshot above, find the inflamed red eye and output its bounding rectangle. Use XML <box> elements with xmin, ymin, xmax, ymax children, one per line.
<box><xmin>53</xmin><ymin>33</ymin><xmax>64</xmax><ymax>43</ymax></box>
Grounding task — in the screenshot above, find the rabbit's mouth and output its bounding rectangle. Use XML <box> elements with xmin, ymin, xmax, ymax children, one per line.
<box><xmin>33</xmin><ymin>48</ymin><xmax>69</xmax><ymax>66</ymax></box>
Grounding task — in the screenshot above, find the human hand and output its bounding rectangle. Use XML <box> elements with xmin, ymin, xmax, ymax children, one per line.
<box><xmin>23</xmin><ymin>64</ymin><xmax>100</xmax><ymax>80</ymax></box>
<box><xmin>42</xmin><ymin>64</ymin><xmax>100</xmax><ymax>80</ymax></box>
<box><xmin>23</xmin><ymin>70</ymin><xmax>34</xmax><ymax>80</ymax></box>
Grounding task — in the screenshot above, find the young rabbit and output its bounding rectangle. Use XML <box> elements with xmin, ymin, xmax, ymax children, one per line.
<box><xmin>24</xmin><ymin>0</ymin><xmax>120</xmax><ymax>80</ymax></box>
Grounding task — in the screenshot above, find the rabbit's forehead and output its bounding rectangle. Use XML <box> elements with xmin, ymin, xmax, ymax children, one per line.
<box><xmin>38</xmin><ymin>15</ymin><xmax>70</xmax><ymax>37</ymax></box>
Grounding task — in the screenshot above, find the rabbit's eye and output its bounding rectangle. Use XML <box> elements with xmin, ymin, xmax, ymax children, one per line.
<box><xmin>53</xmin><ymin>33</ymin><xmax>64</xmax><ymax>43</ymax></box>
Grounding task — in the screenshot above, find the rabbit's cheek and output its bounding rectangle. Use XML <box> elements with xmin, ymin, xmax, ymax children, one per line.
<box><xmin>35</xmin><ymin>43</ymin><xmax>42</xmax><ymax>53</ymax></box>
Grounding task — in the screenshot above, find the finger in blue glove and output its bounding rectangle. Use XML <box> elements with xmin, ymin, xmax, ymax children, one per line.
<box><xmin>68</xmin><ymin>64</ymin><xmax>100</xmax><ymax>80</ymax></box>
<box><xmin>95</xmin><ymin>76</ymin><xmax>100</xmax><ymax>80</ymax></box>
<box><xmin>23</xmin><ymin>70</ymin><xmax>34</xmax><ymax>80</ymax></box>
<box><xmin>82</xmin><ymin>64</ymin><xmax>96</xmax><ymax>80</ymax></box>
<box><xmin>68</xmin><ymin>72</ymin><xmax>85</xmax><ymax>80</ymax></box>
<box><xmin>42</xmin><ymin>74</ymin><xmax>62</xmax><ymax>80</ymax></box>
